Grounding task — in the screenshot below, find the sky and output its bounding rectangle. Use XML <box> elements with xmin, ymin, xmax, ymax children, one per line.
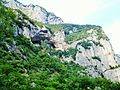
<box><xmin>17</xmin><ymin>0</ymin><xmax>120</xmax><ymax>54</ymax></box>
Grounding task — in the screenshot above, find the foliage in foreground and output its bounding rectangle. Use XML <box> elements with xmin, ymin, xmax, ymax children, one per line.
<box><xmin>0</xmin><ymin>2</ymin><xmax>120</xmax><ymax>90</ymax></box>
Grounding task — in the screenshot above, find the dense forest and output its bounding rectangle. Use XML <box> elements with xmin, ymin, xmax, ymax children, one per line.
<box><xmin>1</xmin><ymin>1</ymin><xmax>120</xmax><ymax>90</ymax></box>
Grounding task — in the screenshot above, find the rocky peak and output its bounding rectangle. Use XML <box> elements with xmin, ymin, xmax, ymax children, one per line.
<box><xmin>5</xmin><ymin>0</ymin><xmax>63</xmax><ymax>24</ymax></box>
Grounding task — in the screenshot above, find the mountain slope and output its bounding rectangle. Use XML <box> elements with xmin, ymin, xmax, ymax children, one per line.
<box><xmin>3</xmin><ymin>0</ymin><xmax>120</xmax><ymax>82</ymax></box>
<box><xmin>1</xmin><ymin>0</ymin><xmax>120</xmax><ymax>90</ymax></box>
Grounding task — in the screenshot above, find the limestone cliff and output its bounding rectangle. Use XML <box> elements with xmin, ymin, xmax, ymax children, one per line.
<box><xmin>67</xmin><ymin>28</ymin><xmax>120</xmax><ymax>82</ymax></box>
<box><xmin>5</xmin><ymin>0</ymin><xmax>63</xmax><ymax>24</ymax></box>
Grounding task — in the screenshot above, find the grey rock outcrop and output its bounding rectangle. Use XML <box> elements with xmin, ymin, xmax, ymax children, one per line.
<box><xmin>52</xmin><ymin>30</ymin><xmax>69</xmax><ymax>51</ymax></box>
<box><xmin>13</xmin><ymin>9</ymin><xmax>40</xmax><ymax>39</ymax></box>
<box><xmin>5</xmin><ymin>0</ymin><xmax>63</xmax><ymax>24</ymax></box>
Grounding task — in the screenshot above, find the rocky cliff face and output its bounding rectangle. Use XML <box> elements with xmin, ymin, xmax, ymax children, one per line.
<box><xmin>68</xmin><ymin>29</ymin><xmax>120</xmax><ymax>82</ymax></box>
<box><xmin>5</xmin><ymin>0</ymin><xmax>63</xmax><ymax>24</ymax></box>
<box><xmin>12</xmin><ymin>8</ymin><xmax>52</xmax><ymax>45</ymax></box>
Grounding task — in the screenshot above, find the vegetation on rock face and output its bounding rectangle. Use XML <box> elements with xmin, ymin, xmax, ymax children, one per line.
<box><xmin>63</xmin><ymin>48</ymin><xmax>78</xmax><ymax>60</ymax></box>
<box><xmin>1</xmin><ymin>2</ymin><xmax>120</xmax><ymax>90</ymax></box>
<box><xmin>92</xmin><ymin>41</ymin><xmax>104</xmax><ymax>47</ymax></box>
<box><xmin>65</xmin><ymin>30</ymin><xmax>88</xmax><ymax>44</ymax></box>
<box><xmin>77</xmin><ymin>40</ymin><xmax>92</xmax><ymax>49</ymax></box>
<box><xmin>15</xmin><ymin>9</ymin><xmax>37</xmax><ymax>30</ymax></box>
<box><xmin>63</xmin><ymin>24</ymin><xmax>109</xmax><ymax>44</ymax></box>
<box><xmin>34</xmin><ymin>21</ymin><xmax>45</xmax><ymax>28</ymax></box>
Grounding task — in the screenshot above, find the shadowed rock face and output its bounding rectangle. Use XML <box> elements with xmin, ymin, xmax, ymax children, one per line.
<box><xmin>115</xmin><ymin>54</ymin><xmax>120</xmax><ymax>65</ymax></box>
<box><xmin>31</xmin><ymin>35</ymin><xmax>50</xmax><ymax>44</ymax></box>
<box><xmin>31</xmin><ymin>27</ymin><xmax>50</xmax><ymax>43</ymax></box>
<box><xmin>5</xmin><ymin>0</ymin><xmax>63</xmax><ymax>24</ymax></box>
<box><xmin>31</xmin><ymin>32</ymin><xmax>55</xmax><ymax>48</ymax></box>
